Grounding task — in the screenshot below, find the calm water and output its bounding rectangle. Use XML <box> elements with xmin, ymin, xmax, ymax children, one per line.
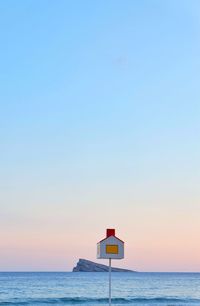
<box><xmin>0</xmin><ymin>272</ymin><xmax>200</xmax><ymax>305</ymax></box>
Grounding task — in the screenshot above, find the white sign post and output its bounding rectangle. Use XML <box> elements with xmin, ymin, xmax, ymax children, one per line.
<box><xmin>97</xmin><ymin>229</ymin><xmax>124</xmax><ymax>306</ymax></box>
<box><xmin>109</xmin><ymin>258</ymin><xmax>111</xmax><ymax>306</ymax></box>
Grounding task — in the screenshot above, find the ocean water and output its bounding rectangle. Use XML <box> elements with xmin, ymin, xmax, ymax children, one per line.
<box><xmin>0</xmin><ymin>272</ymin><xmax>200</xmax><ymax>306</ymax></box>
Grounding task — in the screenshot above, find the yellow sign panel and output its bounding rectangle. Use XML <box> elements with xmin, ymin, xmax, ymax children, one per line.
<box><xmin>106</xmin><ymin>244</ymin><xmax>118</xmax><ymax>254</ymax></box>
<box><xmin>97</xmin><ymin>244</ymin><xmax>100</xmax><ymax>256</ymax></box>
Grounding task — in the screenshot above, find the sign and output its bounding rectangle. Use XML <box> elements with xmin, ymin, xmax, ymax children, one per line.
<box><xmin>97</xmin><ymin>229</ymin><xmax>124</xmax><ymax>306</ymax></box>
<box><xmin>97</xmin><ymin>228</ymin><xmax>124</xmax><ymax>259</ymax></box>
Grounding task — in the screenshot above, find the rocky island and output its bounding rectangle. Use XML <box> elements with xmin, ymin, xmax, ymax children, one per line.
<box><xmin>72</xmin><ymin>258</ymin><xmax>135</xmax><ymax>272</ymax></box>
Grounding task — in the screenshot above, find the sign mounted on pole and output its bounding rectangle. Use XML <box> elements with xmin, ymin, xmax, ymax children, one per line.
<box><xmin>97</xmin><ymin>229</ymin><xmax>124</xmax><ymax>306</ymax></box>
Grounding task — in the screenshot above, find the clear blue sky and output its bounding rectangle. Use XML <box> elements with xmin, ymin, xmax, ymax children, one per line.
<box><xmin>0</xmin><ymin>0</ymin><xmax>200</xmax><ymax>271</ymax></box>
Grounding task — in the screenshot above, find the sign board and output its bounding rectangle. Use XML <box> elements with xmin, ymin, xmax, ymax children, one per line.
<box><xmin>97</xmin><ymin>229</ymin><xmax>124</xmax><ymax>306</ymax></box>
<box><xmin>97</xmin><ymin>229</ymin><xmax>124</xmax><ymax>259</ymax></box>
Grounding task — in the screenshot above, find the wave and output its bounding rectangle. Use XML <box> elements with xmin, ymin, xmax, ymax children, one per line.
<box><xmin>1</xmin><ymin>297</ymin><xmax>200</xmax><ymax>305</ymax></box>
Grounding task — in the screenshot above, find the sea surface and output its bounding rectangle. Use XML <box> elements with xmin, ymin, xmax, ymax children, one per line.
<box><xmin>0</xmin><ymin>272</ymin><xmax>200</xmax><ymax>306</ymax></box>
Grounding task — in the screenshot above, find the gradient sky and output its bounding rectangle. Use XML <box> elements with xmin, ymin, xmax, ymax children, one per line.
<box><xmin>0</xmin><ymin>0</ymin><xmax>200</xmax><ymax>272</ymax></box>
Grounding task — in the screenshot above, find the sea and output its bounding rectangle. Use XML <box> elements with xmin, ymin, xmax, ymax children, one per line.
<box><xmin>0</xmin><ymin>272</ymin><xmax>200</xmax><ymax>306</ymax></box>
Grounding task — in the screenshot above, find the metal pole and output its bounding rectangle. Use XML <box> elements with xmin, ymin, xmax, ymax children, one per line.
<box><xmin>109</xmin><ymin>258</ymin><xmax>111</xmax><ymax>306</ymax></box>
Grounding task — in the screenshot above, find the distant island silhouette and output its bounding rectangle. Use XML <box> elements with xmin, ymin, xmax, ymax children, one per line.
<box><xmin>72</xmin><ymin>259</ymin><xmax>136</xmax><ymax>272</ymax></box>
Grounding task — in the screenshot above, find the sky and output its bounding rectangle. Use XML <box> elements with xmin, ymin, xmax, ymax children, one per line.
<box><xmin>0</xmin><ymin>0</ymin><xmax>200</xmax><ymax>272</ymax></box>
